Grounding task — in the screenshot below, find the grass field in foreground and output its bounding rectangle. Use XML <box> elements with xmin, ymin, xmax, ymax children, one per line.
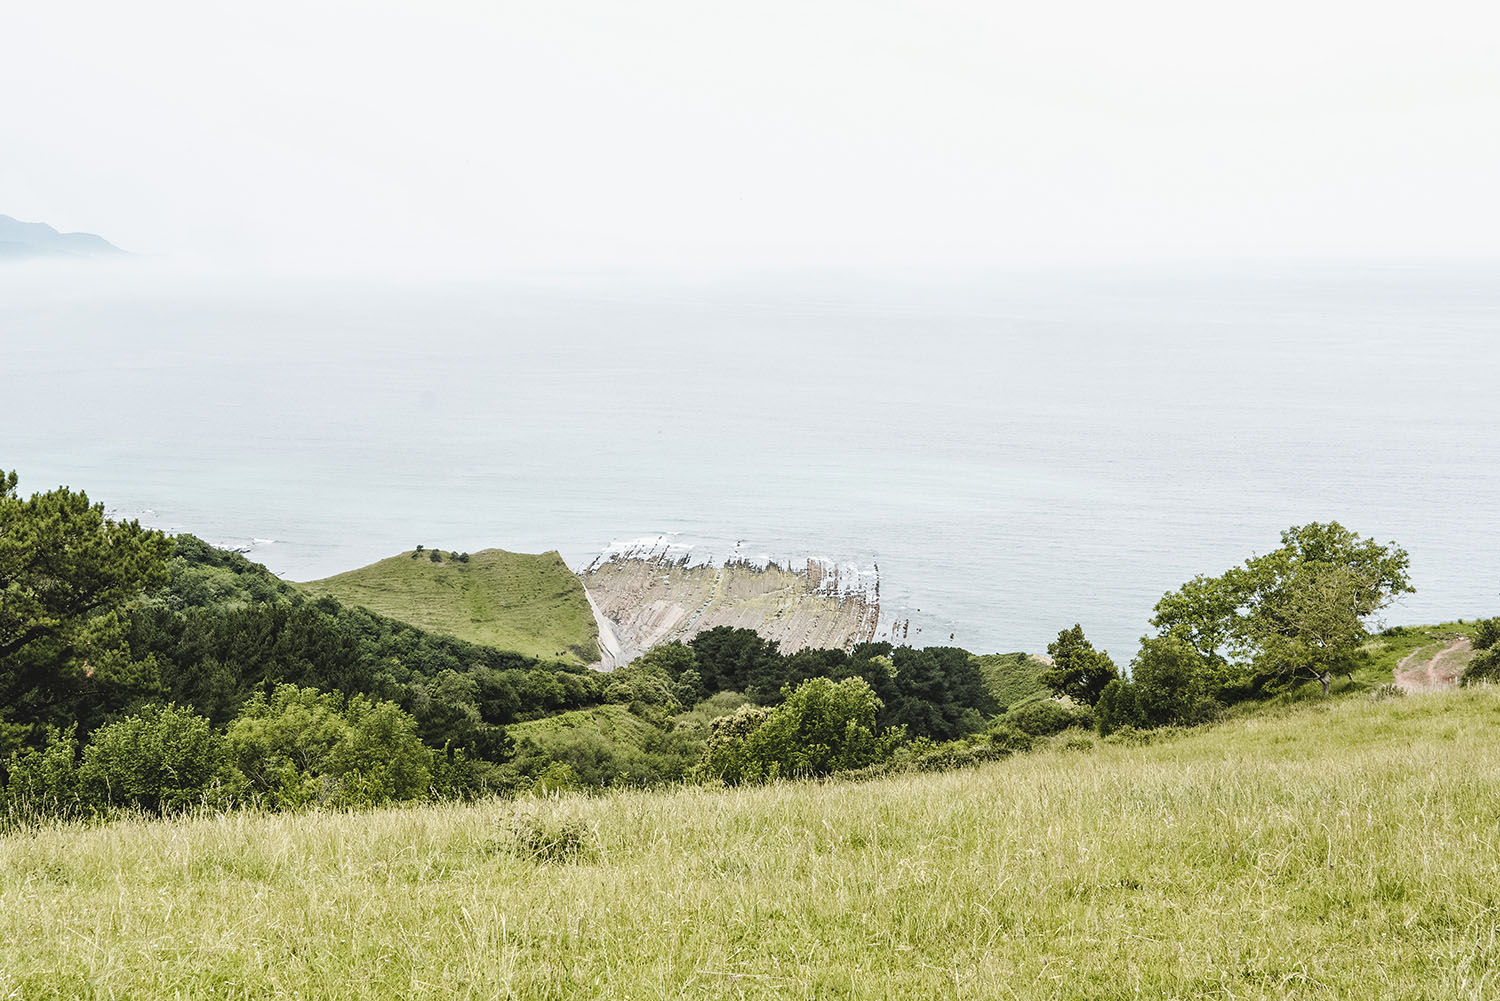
<box><xmin>4</xmin><ymin>689</ymin><xmax>1500</xmax><ymax>1000</ymax></box>
<box><xmin>296</xmin><ymin>548</ymin><xmax>599</xmax><ymax>665</ymax></box>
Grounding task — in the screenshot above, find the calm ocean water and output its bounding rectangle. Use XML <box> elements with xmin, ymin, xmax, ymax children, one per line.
<box><xmin>4</xmin><ymin>261</ymin><xmax>1497</xmax><ymax>660</ymax></box>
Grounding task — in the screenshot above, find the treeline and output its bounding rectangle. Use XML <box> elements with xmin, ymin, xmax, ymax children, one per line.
<box><xmin>0</xmin><ymin>469</ymin><xmax>1036</xmax><ymax>821</ymax></box>
<box><xmin>2</xmin><ymin>467</ymin><xmax>1461</xmax><ymax>824</ymax></box>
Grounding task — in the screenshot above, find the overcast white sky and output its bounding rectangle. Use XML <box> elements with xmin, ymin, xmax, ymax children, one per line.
<box><xmin>5</xmin><ymin>0</ymin><xmax>1498</xmax><ymax>272</ymax></box>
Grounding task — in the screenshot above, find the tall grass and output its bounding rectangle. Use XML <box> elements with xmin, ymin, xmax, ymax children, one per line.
<box><xmin>3</xmin><ymin>689</ymin><xmax>1498</xmax><ymax>999</ymax></box>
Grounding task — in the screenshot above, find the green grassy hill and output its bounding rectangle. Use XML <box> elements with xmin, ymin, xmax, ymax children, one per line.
<box><xmin>971</xmin><ymin>651</ymin><xmax>1051</xmax><ymax>710</ymax></box>
<box><xmin>296</xmin><ymin>548</ymin><xmax>599</xmax><ymax>666</ymax></box>
<box><xmin>8</xmin><ymin>688</ymin><xmax>1499</xmax><ymax>998</ymax></box>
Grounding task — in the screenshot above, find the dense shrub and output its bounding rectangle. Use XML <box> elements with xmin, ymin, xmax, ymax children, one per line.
<box><xmin>699</xmin><ymin>677</ymin><xmax>903</xmax><ymax>784</ymax></box>
<box><xmin>79</xmin><ymin>704</ymin><xmax>228</xmax><ymax>813</ymax></box>
<box><xmin>984</xmin><ymin>720</ymin><xmax>1036</xmax><ymax>754</ymax></box>
<box><xmin>1461</xmin><ymin>618</ymin><xmax>1500</xmax><ymax>685</ymax></box>
<box><xmin>226</xmin><ymin>685</ymin><xmax>433</xmax><ymax>808</ymax></box>
<box><xmin>1</xmin><ymin>727</ymin><xmax>83</xmax><ymax>818</ymax></box>
<box><xmin>1007</xmin><ymin>699</ymin><xmax>1088</xmax><ymax>737</ymax></box>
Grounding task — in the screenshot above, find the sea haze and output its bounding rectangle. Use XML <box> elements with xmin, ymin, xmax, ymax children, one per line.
<box><xmin>3</xmin><ymin>260</ymin><xmax>1497</xmax><ymax>660</ymax></box>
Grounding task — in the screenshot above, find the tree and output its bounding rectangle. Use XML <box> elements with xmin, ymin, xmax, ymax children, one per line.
<box><xmin>699</xmin><ymin>677</ymin><xmax>903</xmax><ymax>784</ymax></box>
<box><xmin>0</xmin><ymin>470</ymin><xmax>173</xmax><ymax>752</ymax></box>
<box><xmin>1147</xmin><ymin>522</ymin><xmax>1413</xmax><ymax>697</ymax></box>
<box><xmin>225</xmin><ymin>685</ymin><xmax>349</xmax><ymax>809</ymax></box>
<box><xmin>325</xmin><ymin>696</ymin><xmax>431</xmax><ymax>805</ymax></box>
<box><xmin>1129</xmin><ymin>631</ymin><xmax>1216</xmax><ymax>726</ymax></box>
<box><xmin>1150</xmin><ymin>570</ymin><xmax>1250</xmax><ymax>683</ymax></box>
<box><xmin>1040</xmin><ymin>625</ymin><xmax>1119</xmax><ymax>706</ymax></box>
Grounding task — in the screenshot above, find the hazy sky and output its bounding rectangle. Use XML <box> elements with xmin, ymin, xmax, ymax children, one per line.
<box><xmin>6</xmin><ymin>0</ymin><xmax>1498</xmax><ymax>271</ymax></box>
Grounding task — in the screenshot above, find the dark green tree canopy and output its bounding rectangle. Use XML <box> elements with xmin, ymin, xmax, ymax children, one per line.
<box><xmin>1040</xmin><ymin>625</ymin><xmax>1119</xmax><ymax>706</ymax></box>
<box><xmin>0</xmin><ymin>470</ymin><xmax>173</xmax><ymax>752</ymax></box>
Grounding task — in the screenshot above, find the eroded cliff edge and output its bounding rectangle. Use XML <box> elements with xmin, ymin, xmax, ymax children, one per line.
<box><xmin>580</xmin><ymin>542</ymin><xmax>880</xmax><ymax>669</ymax></box>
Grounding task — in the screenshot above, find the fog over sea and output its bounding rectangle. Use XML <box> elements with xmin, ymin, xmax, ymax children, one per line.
<box><xmin>4</xmin><ymin>260</ymin><xmax>1497</xmax><ymax>660</ymax></box>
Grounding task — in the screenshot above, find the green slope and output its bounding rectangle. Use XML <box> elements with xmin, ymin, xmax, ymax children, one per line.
<box><xmin>7</xmin><ymin>689</ymin><xmax>1500</xmax><ymax>997</ymax></box>
<box><xmin>505</xmin><ymin>704</ymin><xmax>656</xmax><ymax>746</ymax></box>
<box><xmin>296</xmin><ymin>548</ymin><xmax>599</xmax><ymax>666</ymax></box>
<box><xmin>972</xmin><ymin>651</ymin><xmax>1051</xmax><ymax>710</ymax></box>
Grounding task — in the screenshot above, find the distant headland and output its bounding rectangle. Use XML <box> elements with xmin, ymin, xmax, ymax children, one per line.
<box><xmin>0</xmin><ymin>214</ymin><xmax>124</xmax><ymax>259</ymax></box>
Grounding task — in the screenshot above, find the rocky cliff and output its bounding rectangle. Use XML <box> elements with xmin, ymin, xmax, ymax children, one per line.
<box><xmin>580</xmin><ymin>540</ymin><xmax>880</xmax><ymax>669</ymax></box>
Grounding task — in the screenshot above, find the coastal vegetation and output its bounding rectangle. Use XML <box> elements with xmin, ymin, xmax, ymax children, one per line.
<box><xmin>297</xmin><ymin>547</ymin><xmax>599</xmax><ymax>666</ymax></box>
<box><xmin>4</xmin><ymin>688</ymin><xmax>1499</xmax><ymax>998</ymax></box>
<box><xmin>1</xmin><ymin>466</ymin><xmax>1490</xmax><ymax>829</ymax></box>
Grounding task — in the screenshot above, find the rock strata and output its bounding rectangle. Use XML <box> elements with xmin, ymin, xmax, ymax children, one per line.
<box><xmin>580</xmin><ymin>544</ymin><xmax>880</xmax><ymax>668</ymax></box>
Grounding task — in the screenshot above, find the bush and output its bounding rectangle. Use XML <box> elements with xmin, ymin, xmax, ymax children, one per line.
<box><xmin>984</xmin><ymin>721</ymin><xmax>1036</xmax><ymax>755</ymax></box>
<box><xmin>326</xmin><ymin>698</ymin><xmax>432</xmax><ymax>806</ymax></box>
<box><xmin>1472</xmin><ymin>618</ymin><xmax>1500</xmax><ymax>652</ymax></box>
<box><xmin>1130</xmin><ymin>632</ymin><xmax>1219</xmax><ymax>727</ymax></box>
<box><xmin>1095</xmin><ymin>678</ymin><xmax>1142</xmax><ymax>737</ymax></box>
<box><xmin>1461</xmin><ymin>619</ymin><xmax>1500</xmax><ymax>686</ymax></box>
<box><xmin>699</xmin><ymin>677</ymin><xmax>903</xmax><ymax>784</ymax></box>
<box><xmin>226</xmin><ymin>686</ymin><xmax>432</xmax><ymax>809</ymax></box>
<box><xmin>1</xmin><ymin>727</ymin><xmax>83</xmax><ymax>819</ymax></box>
<box><xmin>225</xmin><ymin>686</ymin><xmax>351</xmax><ymax>809</ymax></box>
<box><xmin>1057</xmin><ymin>732</ymin><xmax>1096</xmax><ymax>752</ymax></box>
<box><xmin>1007</xmin><ymin>699</ymin><xmax>1086</xmax><ymax>737</ymax></box>
<box><xmin>79</xmin><ymin>704</ymin><xmax>227</xmax><ymax>813</ymax></box>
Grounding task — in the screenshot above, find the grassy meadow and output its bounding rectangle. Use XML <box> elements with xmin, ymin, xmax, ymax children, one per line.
<box><xmin>297</xmin><ymin>548</ymin><xmax>600</xmax><ymax>665</ymax></box>
<box><xmin>4</xmin><ymin>687</ymin><xmax>1499</xmax><ymax>999</ymax></box>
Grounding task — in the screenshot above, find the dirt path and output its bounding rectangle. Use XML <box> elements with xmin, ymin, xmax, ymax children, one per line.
<box><xmin>1394</xmin><ymin>636</ymin><xmax>1474</xmax><ymax>693</ymax></box>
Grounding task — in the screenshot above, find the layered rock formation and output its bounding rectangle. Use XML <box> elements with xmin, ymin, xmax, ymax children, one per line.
<box><xmin>580</xmin><ymin>542</ymin><xmax>880</xmax><ymax>669</ymax></box>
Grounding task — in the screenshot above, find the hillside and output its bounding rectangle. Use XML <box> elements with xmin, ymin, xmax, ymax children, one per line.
<box><xmin>0</xmin><ymin>214</ymin><xmax>123</xmax><ymax>258</ymax></box>
<box><xmin>4</xmin><ymin>689</ymin><xmax>1497</xmax><ymax>997</ymax></box>
<box><xmin>297</xmin><ymin>548</ymin><xmax>600</xmax><ymax>666</ymax></box>
<box><xmin>972</xmin><ymin>651</ymin><xmax>1051</xmax><ymax>710</ymax></box>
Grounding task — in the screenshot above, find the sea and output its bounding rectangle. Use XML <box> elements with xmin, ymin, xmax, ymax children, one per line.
<box><xmin>3</xmin><ymin>259</ymin><xmax>1497</xmax><ymax>662</ymax></box>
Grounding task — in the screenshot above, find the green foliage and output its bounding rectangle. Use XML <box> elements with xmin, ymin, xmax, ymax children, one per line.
<box><xmin>1461</xmin><ymin>616</ymin><xmax>1500</xmax><ymax>685</ymax></box>
<box><xmin>603</xmin><ymin>660</ymin><xmax>683</xmax><ymax>718</ymax></box>
<box><xmin>225</xmin><ymin>686</ymin><xmax>353</xmax><ymax>809</ymax></box>
<box><xmin>224</xmin><ymin>684</ymin><xmax>436</xmax><ymax>809</ymax></box>
<box><xmin>699</xmin><ymin>677</ymin><xmax>904</xmax><ymax>784</ymax></box>
<box><xmin>326</xmin><ymin>698</ymin><xmax>432</xmax><ymax>806</ymax></box>
<box><xmin>1473</xmin><ymin>617</ymin><xmax>1500</xmax><ymax>652</ymax></box>
<box><xmin>1005</xmin><ymin>698</ymin><xmax>1089</xmax><ymax>737</ymax></box>
<box><xmin>983</xmin><ymin>719</ymin><xmax>1036</xmax><ymax>754</ymax></box>
<box><xmin>79</xmin><ymin>704</ymin><xmax>227</xmax><ymax>813</ymax></box>
<box><xmin>1094</xmin><ymin>678</ymin><xmax>1142</xmax><ymax>736</ymax></box>
<box><xmin>1149</xmin><ymin>571</ymin><xmax>1247</xmax><ymax>675</ymax></box>
<box><xmin>1040</xmin><ymin>625</ymin><xmax>1119</xmax><ymax>706</ymax></box>
<box><xmin>128</xmin><ymin>535</ymin><xmax>602</xmax><ymax>748</ymax></box>
<box><xmin>1129</xmin><ymin>631</ymin><xmax>1219</xmax><ymax>726</ymax></box>
<box><xmin>1150</xmin><ymin>522</ymin><xmax>1413</xmax><ymax>697</ymax></box>
<box><xmin>503</xmin><ymin>704</ymin><xmax>702</xmax><ymax>790</ymax></box>
<box><xmin>1</xmin><ymin>726</ymin><xmax>83</xmax><ymax>818</ymax></box>
<box><xmin>0</xmin><ymin>470</ymin><xmax>173</xmax><ymax>752</ymax></box>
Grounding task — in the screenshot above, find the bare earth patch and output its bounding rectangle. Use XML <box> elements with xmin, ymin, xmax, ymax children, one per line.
<box><xmin>1394</xmin><ymin>636</ymin><xmax>1474</xmax><ymax>693</ymax></box>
